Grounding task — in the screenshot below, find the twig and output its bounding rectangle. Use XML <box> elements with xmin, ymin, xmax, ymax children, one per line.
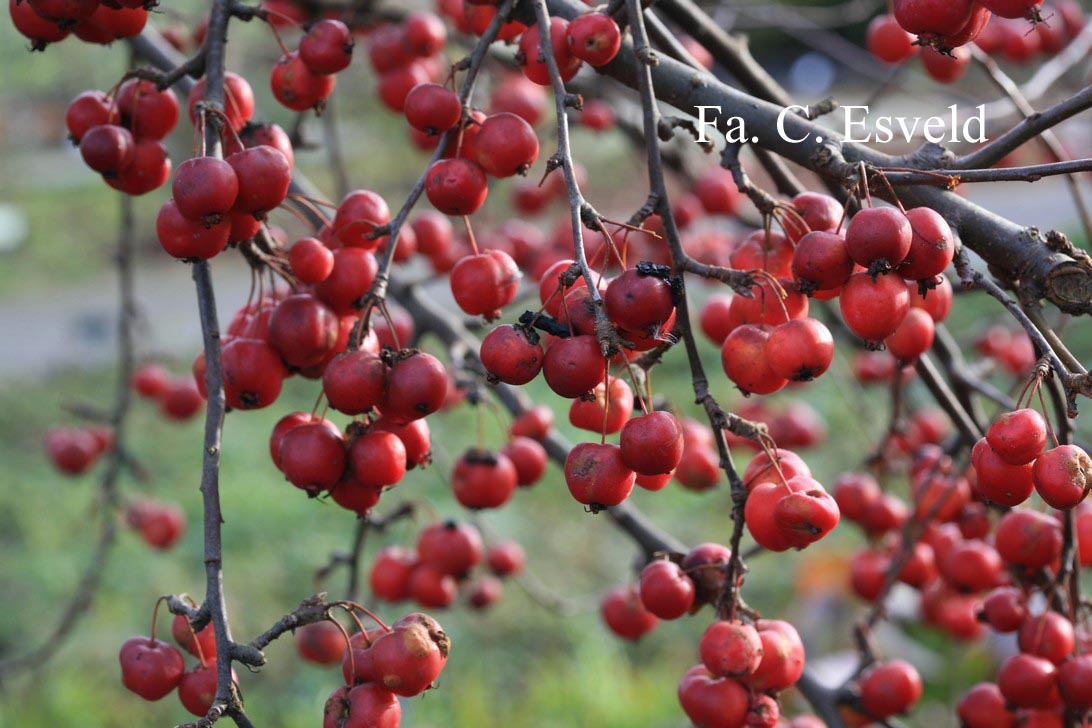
<box><xmin>882</xmin><ymin>158</ymin><xmax>1092</xmax><ymax>186</ymax></box>
<box><xmin>624</xmin><ymin>0</ymin><xmax>753</xmax><ymax>624</ymax></box>
<box><xmin>954</xmin><ymin>83</ymin><xmax>1092</xmax><ymax>171</ymax></box>
<box><xmin>967</xmin><ymin>47</ymin><xmax>1092</xmax><ymax>241</ymax></box>
<box><xmin>529</xmin><ymin>0</ymin><xmax>626</xmax><ymax>358</ymax></box>
<box><xmin>363</xmin><ymin>0</ymin><xmax>516</xmax><ymax>305</ymax></box>
<box><xmin>184</xmin><ymin>1</ymin><xmax>248</xmax><ymax>724</ymax></box>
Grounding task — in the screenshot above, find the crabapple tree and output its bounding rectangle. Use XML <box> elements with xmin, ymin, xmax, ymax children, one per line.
<box><xmin>5</xmin><ymin>0</ymin><xmax>1092</xmax><ymax>725</ymax></box>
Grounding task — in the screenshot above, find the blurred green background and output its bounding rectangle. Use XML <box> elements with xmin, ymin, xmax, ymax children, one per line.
<box><xmin>1</xmin><ymin>1</ymin><xmax>1091</xmax><ymax>727</ymax></box>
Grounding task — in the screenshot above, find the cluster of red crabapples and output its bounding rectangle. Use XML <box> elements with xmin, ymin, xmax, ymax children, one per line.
<box><xmin>834</xmin><ymin>415</ymin><xmax>1091</xmax><ymax>724</ymax></box>
<box><xmin>323</xmin><ymin>611</ymin><xmax>450</xmax><ymax>728</ymax></box>
<box><xmin>404</xmin><ymin>9</ymin><xmax>621</xmax><ymax>218</ymax></box>
<box><xmin>157</xmin><ymin>81</ymin><xmax>295</xmax><ymax>260</ymax></box>
<box><xmin>9</xmin><ymin>0</ymin><xmax>150</xmax><ymax>51</ymax></box>
<box><xmin>596</xmin><ymin>539</ymin><xmax>809</xmax><ymax>727</ymax></box>
<box><xmin>118</xmin><ymin>600</ymin><xmax>235</xmax><ymax>718</ymax></box>
<box><xmin>866</xmin><ymin>0</ymin><xmax>1085</xmax><ymax>84</ymax></box>
<box><xmin>132</xmin><ymin>361</ymin><xmax>205</xmax><ymax>421</ymax></box>
<box><xmin>688</xmin><ymin>186</ymin><xmax>955</xmax><ymax>396</ymax></box>
<box><xmin>64</xmin><ymin>77</ymin><xmax>178</xmax><ymax>196</ymax></box>
<box><xmin>268</xmin><ymin>17</ymin><xmax>355</xmax><ymax>112</ymax></box>
<box><xmin>365</xmin><ymin>521</ymin><xmax>526</xmax><ymax>611</ymax></box>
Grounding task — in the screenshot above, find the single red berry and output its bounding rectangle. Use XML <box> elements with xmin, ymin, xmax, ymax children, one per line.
<box><xmin>155</xmin><ymin>198</ymin><xmax>230</xmax><ymax>260</ymax></box>
<box><xmin>569</xmin><ymin>376</ymin><xmax>633</xmax><ymax>435</ymax></box>
<box><xmin>289</xmin><ymin>237</ymin><xmax>335</xmax><ymax>284</ymax></box>
<box><xmin>10</xmin><ymin>0</ymin><xmax>70</xmax><ymax>48</ymax></box>
<box><xmin>839</xmin><ymin>272</ymin><xmax>911</xmax><ymax>343</ymax></box>
<box><xmin>519</xmin><ymin>18</ymin><xmax>582</xmax><ymax>85</ymax></box>
<box><xmin>189</xmin><ymin>72</ymin><xmax>255</xmax><ymax>132</ymax></box>
<box><xmin>900</xmin><ymin>207</ymin><xmax>955</xmax><ymax>280</ymax></box>
<box><xmin>475</xmin><ymin>112</ymin><xmax>539</xmax><ymax>177</ymax></box>
<box><xmin>295</xmin><ymin>620</ymin><xmax>347</xmax><ymax>665</ymax></box>
<box><xmin>371</xmin><ymin>416</ymin><xmax>432</xmax><ymax>469</ymax></box>
<box><xmin>407</xmin><ymin>563</ymin><xmax>457</xmax><ymax>608</ymax></box>
<box><xmin>565</xmin><ymin>442</ymin><xmax>635</xmax><ymax>508</ymax></box>
<box><xmin>271</xmin><ymin>50</ymin><xmax>336</xmax><ymax>112</ymax></box>
<box><xmin>565</xmin><ymin>12</ymin><xmax>621</xmax><ymax>66</ymax></box>
<box><xmin>323</xmin><ymin>682</ymin><xmax>401</xmax><ymax>728</ymax></box>
<box><xmin>765</xmin><ymin>318</ymin><xmax>834</xmax><ymax>382</ymax></box>
<box><xmin>66</xmin><ymin>90</ymin><xmax>118</xmax><ymax>142</ymax></box>
<box><xmin>322</xmin><ymin>351</ymin><xmax>388</xmax><ymax>415</ymax></box>
<box><xmin>1058</xmin><ymin>654</ymin><xmax>1092</xmax><ymax>711</ymax></box>
<box><xmin>604</xmin><ymin>267</ymin><xmax>675</xmax><ymax>332</ymax></box>
<box><xmin>227</xmin><ymin>145</ymin><xmax>291</xmax><ymax>216</ymax></box>
<box><xmin>403</xmin><ymin>10</ymin><xmax>447</xmax><ymax>56</ymax></box>
<box><xmin>349</xmin><ymin>430</ymin><xmax>407</xmax><ymax>488</ymax></box>
<box><xmin>972</xmin><ymin>437</ymin><xmax>1035</xmax><ymax>506</ymax></box>
<box><xmin>383</xmin><ymin>351</ymin><xmax>448</xmax><ymax>422</ymax></box>
<box><xmin>370</xmin><ymin>546</ymin><xmax>417</xmax><ymax>602</ymax></box>
<box><xmin>601</xmin><ymin>585</ymin><xmax>658</xmax><ymax>640</ymax></box>
<box><xmin>118</xmin><ymin>636</ymin><xmax>185</xmax><ymax>701</ymax></box>
<box><xmin>299</xmin><ymin>19</ymin><xmax>353</xmax><ymax>74</ymax></box>
<box><xmin>486</xmin><ymin>540</ymin><xmax>526</xmax><ymax>576</ymax></box>
<box><xmin>921</xmin><ymin>45</ymin><xmax>970</xmax><ymax>83</ymax></box>
<box><xmin>700</xmin><ymin>620</ymin><xmax>763</xmax><ymax>677</ymax></box>
<box><xmin>117</xmin><ymin>78</ymin><xmax>179</xmax><ymax>141</ymax></box>
<box><xmin>80</xmin><ymin>124</ymin><xmax>134</xmax><ymax>175</ymax></box>
<box><xmin>677</xmin><ymin>665</ymin><xmax>749</xmax><ymax>728</ymax></box>
<box><xmin>619</xmin><ymin>411</ymin><xmax>684</xmax><ymax>476</ymax></box>
<box><xmin>637</xmin><ymin>560</ymin><xmax>695</xmax><ymax>620</ymax></box>
<box><xmin>500</xmin><ymin>436</ymin><xmax>548</xmax><ymax>487</ymax></box>
<box><xmin>859</xmin><ymin>660</ymin><xmax>923</xmax><ymax>718</ymax></box>
<box><xmin>721</xmin><ymin>324</ymin><xmax>788</xmax><ymax>395</ymax></box>
<box><xmin>997</xmin><ymin>654</ymin><xmax>1059</xmax><ymax>709</ymax></box>
<box><xmin>452</xmin><ymin>449</ymin><xmax>519</xmax><ymax>509</ymax></box>
<box><xmin>981</xmin><ymin>586</ymin><xmax>1028</xmax><ymax>632</ymax></box>
<box><xmin>958</xmin><ymin>683</ymin><xmax>1015</xmax><ymax>728</ymax></box>
<box><xmin>221</xmin><ymin>337</ymin><xmax>285</xmax><ymax>410</ymax></box>
<box><xmin>417</xmin><ymin>521</ymin><xmax>482</xmax><ymax>577</ymax></box>
<box><xmin>450</xmin><ymin>249</ymin><xmax>521</xmax><ymax>317</ymax></box>
<box><xmin>1032</xmin><ymin>445</ymin><xmax>1091</xmax><ymax>510</ymax></box>
<box><xmin>846</xmin><ymin>207</ymin><xmax>913</xmax><ymax>270</ymax></box>
<box><xmin>171</xmin><ymin>156</ymin><xmax>239</xmax><ymax>222</ymax></box>
<box><xmin>542</xmin><ymin>335</ymin><xmax>605</xmax><ymax>398</ymax></box>
<box><xmin>235</xmin><ymin>121</ymin><xmax>295</xmax><ymax>170</ymax></box>
<box><xmin>425</xmin><ymin>157</ymin><xmax>489</xmax><ymax>215</ymax></box>
<box><xmin>367</xmin><ymin>613</ymin><xmax>450</xmax><ymax>697</ymax></box>
<box><xmin>159</xmin><ymin>377</ymin><xmax>204</xmax><ymax>420</ymax></box>
<box><xmin>278</xmin><ymin>423</ymin><xmax>346</xmax><ymax>492</ymax></box>
<box><xmin>1018</xmin><ymin>612</ymin><xmax>1075</xmax><ymax>664</ymax></box>
<box><xmin>867</xmin><ymin>14</ymin><xmax>919</xmax><ymax>63</ymax></box>
<box><xmin>404</xmin><ymin>83</ymin><xmax>462</xmax><ymax>135</ymax></box>
<box><xmin>480</xmin><ymin>325</ymin><xmax>543</xmax><ymax>385</ymax></box>
<box><xmin>884</xmin><ymin>307</ymin><xmax>935</xmax><ymax>361</ymax></box>
<box><xmin>893</xmin><ymin>0</ymin><xmax>975</xmax><ymax>37</ymax></box>
<box><xmin>995</xmin><ymin>509</ymin><xmax>1063</xmax><ymax>569</ymax></box>
<box><xmin>791</xmin><ymin>231</ymin><xmax>854</xmax><ymax>292</ymax></box>
<box><xmin>268</xmin><ymin>293</ymin><xmax>340</xmax><ymax>369</ymax></box>
<box><xmin>986</xmin><ymin>408</ymin><xmax>1048</xmax><ymax>465</ymax></box>
<box><xmin>772</xmin><ymin>477</ymin><xmax>841</xmax><ymax>549</ymax></box>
